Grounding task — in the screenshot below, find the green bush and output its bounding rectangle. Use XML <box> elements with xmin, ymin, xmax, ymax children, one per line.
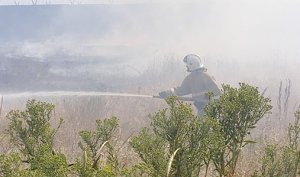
<box><xmin>72</xmin><ymin>116</ymin><xmax>121</xmax><ymax>177</ymax></box>
<box><xmin>4</xmin><ymin>99</ymin><xmax>67</xmax><ymax>177</ymax></box>
<box><xmin>0</xmin><ymin>153</ymin><xmax>22</xmax><ymax>176</ymax></box>
<box><xmin>130</xmin><ymin>96</ymin><xmax>224</xmax><ymax>177</ymax></box>
<box><xmin>205</xmin><ymin>83</ymin><xmax>272</xmax><ymax>177</ymax></box>
<box><xmin>6</xmin><ymin>100</ymin><xmax>63</xmax><ymax>161</ymax></box>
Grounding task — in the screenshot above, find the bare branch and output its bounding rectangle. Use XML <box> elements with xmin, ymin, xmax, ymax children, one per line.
<box><xmin>277</xmin><ymin>81</ymin><xmax>282</xmax><ymax>117</ymax></box>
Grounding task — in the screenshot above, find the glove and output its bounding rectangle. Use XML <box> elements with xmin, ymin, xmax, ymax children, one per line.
<box><xmin>159</xmin><ymin>89</ymin><xmax>175</xmax><ymax>98</ymax></box>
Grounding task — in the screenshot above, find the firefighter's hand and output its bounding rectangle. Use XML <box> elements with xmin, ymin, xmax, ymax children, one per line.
<box><xmin>159</xmin><ymin>89</ymin><xmax>174</xmax><ymax>98</ymax></box>
<box><xmin>159</xmin><ymin>91</ymin><xmax>168</xmax><ymax>98</ymax></box>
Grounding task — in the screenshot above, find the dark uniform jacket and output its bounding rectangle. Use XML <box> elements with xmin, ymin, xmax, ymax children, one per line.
<box><xmin>173</xmin><ymin>68</ymin><xmax>221</xmax><ymax>102</ymax></box>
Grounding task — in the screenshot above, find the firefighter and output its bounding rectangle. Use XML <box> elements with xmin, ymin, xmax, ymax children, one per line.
<box><xmin>159</xmin><ymin>54</ymin><xmax>221</xmax><ymax>116</ymax></box>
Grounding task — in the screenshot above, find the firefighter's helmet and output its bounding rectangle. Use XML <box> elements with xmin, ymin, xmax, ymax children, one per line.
<box><xmin>183</xmin><ymin>54</ymin><xmax>204</xmax><ymax>72</ymax></box>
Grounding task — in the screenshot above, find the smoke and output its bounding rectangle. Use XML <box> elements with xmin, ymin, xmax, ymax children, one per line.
<box><xmin>2</xmin><ymin>1</ymin><xmax>300</xmax><ymax>57</ymax></box>
<box><xmin>0</xmin><ymin>1</ymin><xmax>300</xmax><ymax>95</ymax></box>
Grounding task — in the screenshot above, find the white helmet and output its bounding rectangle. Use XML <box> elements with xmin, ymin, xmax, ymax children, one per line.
<box><xmin>183</xmin><ymin>54</ymin><xmax>204</xmax><ymax>72</ymax></box>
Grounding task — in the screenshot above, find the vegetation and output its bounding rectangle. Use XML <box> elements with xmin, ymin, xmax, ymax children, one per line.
<box><xmin>5</xmin><ymin>100</ymin><xmax>68</xmax><ymax>176</ymax></box>
<box><xmin>251</xmin><ymin>111</ymin><xmax>300</xmax><ymax>177</ymax></box>
<box><xmin>0</xmin><ymin>83</ymin><xmax>299</xmax><ymax>177</ymax></box>
<box><xmin>205</xmin><ymin>83</ymin><xmax>272</xmax><ymax>176</ymax></box>
<box><xmin>72</xmin><ymin>116</ymin><xmax>121</xmax><ymax>177</ymax></box>
<box><xmin>130</xmin><ymin>96</ymin><xmax>224</xmax><ymax>177</ymax></box>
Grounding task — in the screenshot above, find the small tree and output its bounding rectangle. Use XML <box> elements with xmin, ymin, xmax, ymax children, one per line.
<box><xmin>130</xmin><ymin>96</ymin><xmax>224</xmax><ymax>177</ymax></box>
<box><xmin>72</xmin><ymin>116</ymin><xmax>120</xmax><ymax>176</ymax></box>
<box><xmin>205</xmin><ymin>83</ymin><xmax>272</xmax><ymax>177</ymax></box>
<box><xmin>6</xmin><ymin>99</ymin><xmax>67</xmax><ymax>176</ymax></box>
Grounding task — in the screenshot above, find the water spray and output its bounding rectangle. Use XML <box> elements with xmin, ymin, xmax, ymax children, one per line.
<box><xmin>0</xmin><ymin>91</ymin><xmax>193</xmax><ymax>101</ymax></box>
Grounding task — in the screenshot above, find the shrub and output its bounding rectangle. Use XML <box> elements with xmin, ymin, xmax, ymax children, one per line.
<box><xmin>5</xmin><ymin>99</ymin><xmax>68</xmax><ymax>176</ymax></box>
<box><xmin>205</xmin><ymin>83</ymin><xmax>272</xmax><ymax>177</ymax></box>
<box><xmin>130</xmin><ymin>96</ymin><xmax>224</xmax><ymax>177</ymax></box>
<box><xmin>72</xmin><ymin>116</ymin><xmax>121</xmax><ymax>177</ymax></box>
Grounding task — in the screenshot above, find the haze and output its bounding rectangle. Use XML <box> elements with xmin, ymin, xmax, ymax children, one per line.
<box><xmin>0</xmin><ymin>0</ymin><xmax>299</xmax><ymax>103</ymax></box>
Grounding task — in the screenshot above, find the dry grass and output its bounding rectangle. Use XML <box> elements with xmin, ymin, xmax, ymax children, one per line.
<box><xmin>0</xmin><ymin>94</ymin><xmax>167</xmax><ymax>157</ymax></box>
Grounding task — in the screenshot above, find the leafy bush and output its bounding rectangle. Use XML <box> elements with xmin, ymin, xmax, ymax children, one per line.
<box><xmin>130</xmin><ymin>96</ymin><xmax>224</xmax><ymax>177</ymax></box>
<box><xmin>205</xmin><ymin>83</ymin><xmax>272</xmax><ymax>177</ymax></box>
<box><xmin>6</xmin><ymin>100</ymin><xmax>63</xmax><ymax>160</ymax></box>
<box><xmin>4</xmin><ymin>99</ymin><xmax>67</xmax><ymax>176</ymax></box>
<box><xmin>72</xmin><ymin>116</ymin><xmax>121</xmax><ymax>177</ymax></box>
